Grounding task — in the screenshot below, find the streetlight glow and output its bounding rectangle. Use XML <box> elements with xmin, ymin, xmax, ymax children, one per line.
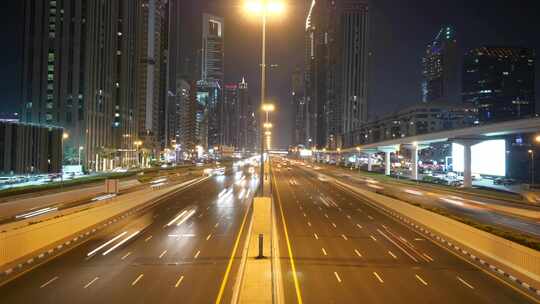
<box><xmin>264</xmin><ymin>122</ymin><xmax>273</xmax><ymax>129</ymax></box>
<box><xmin>244</xmin><ymin>1</ymin><xmax>286</xmax><ymax>16</ymax></box>
<box><xmin>265</xmin><ymin>131</ymin><xmax>272</xmax><ymax>136</ymax></box>
<box><xmin>262</xmin><ymin>103</ymin><xmax>275</xmax><ymax>112</ymax></box>
<box><xmin>62</xmin><ymin>132</ymin><xmax>69</xmax><ymax>140</ymax></box>
<box><xmin>535</xmin><ymin>135</ymin><xmax>540</xmax><ymax>143</ymax></box>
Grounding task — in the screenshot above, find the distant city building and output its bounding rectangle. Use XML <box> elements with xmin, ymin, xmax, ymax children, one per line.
<box><xmin>201</xmin><ymin>13</ymin><xmax>224</xmax><ymax>148</ymax></box>
<box><xmin>462</xmin><ymin>47</ymin><xmax>536</xmax><ymax>122</ymax></box>
<box><xmin>340</xmin><ymin>0</ymin><xmax>370</xmax><ymax>138</ymax></box>
<box><xmin>21</xmin><ymin>0</ymin><xmax>139</xmax><ymax>170</ymax></box>
<box><xmin>179</xmin><ymin>81</ymin><xmax>198</xmax><ymax>157</ymax></box>
<box><xmin>136</xmin><ymin>0</ymin><xmax>167</xmax><ymax>157</ymax></box>
<box><xmin>291</xmin><ymin>66</ymin><xmax>306</xmax><ymax>146</ymax></box>
<box><xmin>421</xmin><ymin>26</ymin><xmax>460</xmax><ymax>104</ymax></box>
<box><xmin>0</xmin><ymin>121</ymin><xmax>62</xmax><ymax>175</ymax></box>
<box><xmin>343</xmin><ymin>102</ymin><xmax>477</xmax><ymax>147</ymax></box>
<box><xmin>237</xmin><ymin>78</ymin><xmax>257</xmax><ymax>152</ymax></box>
<box><xmin>222</xmin><ymin>83</ymin><xmax>239</xmax><ymax>148</ymax></box>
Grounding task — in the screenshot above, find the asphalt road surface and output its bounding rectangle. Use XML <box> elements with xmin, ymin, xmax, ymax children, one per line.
<box><xmin>0</xmin><ymin>167</ymin><xmax>257</xmax><ymax>304</ymax></box>
<box><xmin>273</xmin><ymin>163</ymin><xmax>537</xmax><ymax>304</ymax></box>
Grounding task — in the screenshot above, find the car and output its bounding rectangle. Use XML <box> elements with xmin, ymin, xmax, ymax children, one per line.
<box><xmin>494</xmin><ymin>177</ymin><xmax>517</xmax><ymax>185</ymax></box>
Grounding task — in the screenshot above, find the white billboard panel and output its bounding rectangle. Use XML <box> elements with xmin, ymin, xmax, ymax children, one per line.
<box><xmin>452</xmin><ymin>140</ymin><xmax>506</xmax><ymax>176</ymax></box>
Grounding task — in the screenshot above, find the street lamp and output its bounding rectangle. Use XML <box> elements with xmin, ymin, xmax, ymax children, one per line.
<box><xmin>263</xmin><ymin>122</ymin><xmax>273</xmax><ymax>129</ymax></box>
<box><xmin>78</xmin><ymin>146</ymin><xmax>84</xmax><ymax>166</ymax></box>
<box><xmin>529</xmin><ymin>149</ymin><xmax>535</xmax><ymax>185</ymax></box>
<box><xmin>244</xmin><ymin>1</ymin><xmax>285</xmax><ymax>195</ymax></box>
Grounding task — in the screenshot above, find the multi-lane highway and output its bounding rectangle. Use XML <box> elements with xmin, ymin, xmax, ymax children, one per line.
<box><xmin>0</xmin><ymin>167</ymin><xmax>257</xmax><ymax>304</ymax></box>
<box><xmin>273</xmin><ymin>162</ymin><xmax>537</xmax><ymax>303</ymax></box>
<box><xmin>299</xmin><ymin>162</ymin><xmax>540</xmax><ymax>239</ymax></box>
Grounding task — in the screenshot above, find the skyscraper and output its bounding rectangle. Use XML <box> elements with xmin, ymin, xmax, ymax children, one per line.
<box><xmin>340</xmin><ymin>0</ymin><xmax>369</xmax><ymax>136</ymax></box>
<box><xmin>462</xmin><ymin>47</ymin><xmax>535</xmax><ymax>122</ymax></box>
<box><xmin>238</xmin><ymin>78</ymin><xmax>256</xmax><ymax>152</ymax></box>
<box><xmin>201</xmin><ymin>13</ymin><xmax>224</xmax><ymax>148</ymax></box>
<box><xmin>291</xmin><ymin>66</ymin><xmax>306</xmax><ymax>146</ymax></box>
<box><xmin>22</xmin><ymin>0</ymin><xmax>139</xmax><ymax>170</ymax></box>
<box><xmin>136</xmin><ymin>0</ymin><xmax>167</xmax><ymax>157</ymax></box>
<box><xmin>421</xmin><ymin>26</ymin><xmax>460</xmax><ymax>104</ymax></box>
<box><xmin>304</xmin><ymin>0</ymin><xmax>339</xmax><ymax>149</ymax></box>
<box><xmin>222</xmin><ymin>83</ymin><xmax>239</xmax><ymax>148</ymax></box>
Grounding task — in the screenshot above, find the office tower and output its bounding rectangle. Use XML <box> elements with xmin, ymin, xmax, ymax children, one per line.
<box><xmin>22</xmin><ymin>0</ymin><xmax>139</xmax><ymax>170</ymax></box>
<box><xmin>222</xmin><ymin>83</ymin><xmax>239</xmax><ymax>148</ymax></box>
<box><xmin>421</xmin><ymin>26</ymin><xmax>460</xmax><ymax>103</ymax></box>
<box><xmin>237</xmin><ymin>78</ymin><xmax>256</xmax><ymax>151</ymax></box>
<box><xmin>179</xmin><ymin>80</ymin><xmax>198</xmax><ymax>158</ymax></box>
<box><xmin>340</xmin><ymin>0</ymin><xmax>369</xmax><ymax>135</ymax></box>
<box><xmin>291</xmin><ymin>66</ymin><xmax>306</xmax><ymax>146</ymax></box>
<box><xmin>201</xmin><ymin>13</ymin><xmax>225</xmax><ymax>148</ymax></box>
<box><xmin>304</xmin><ymin>0</ymin><xmax>339</xmax><ymax>149</ymax></box>
<box><xmin>136</xmin><ymin>0</ymin><xmax>167</xmax><ymax>157</ymax></box>
<box><xmin>463</xmin><ymin>47</ymin><xmax>535</xmax><ymax>122</ymax></box>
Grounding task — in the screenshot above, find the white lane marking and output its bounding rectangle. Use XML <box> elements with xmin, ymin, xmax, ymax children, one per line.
<box><xmin>370</xmin><ymin>235</ymin><xmax>377</xmax><ymax>241</ymax></box>
<box><xmin>346</xmin><ymin>215</ymin><xmax>351</xmax><ymax>219</ymax></box>
<box><xmin>373</xmin><ymin>272</ymin><xmax>384</xmax><ymax>283</ymax></box>
<box><xmin>303</xmin><ymin>212</ymin><xmax>307</xmax><ymax>217</ymax></box>
<box><xmin>87</xmin><ymin>232</ymin><xmax>127</xmax><ymax>256</ymax></box>
<box><xmin>314</xmin><ymin>233</ymin><xmax>319</xmax><ymax>240</ymax></box>
<box><xmin>423</xmin><ymin>253</ymin><xmax>434</xmax><ymax>262</ymax></box>
<box><xmin>388</xmin><ymin>251</ymin><xmax>397</xmax><ymax>259</ymax></box>
<box><xmin>356</xmin><ymin>224</ymin><xmax>363</xmax><ymax>229</ymax></box>
<box><xmin>321</xmin><ymin>248</ymin><xmax>328</xmax><ymax>256</ymax></box>
<box><xmin>159</xmin><ymin>250</ymin><xmax>168</xmax><ymax>259</ymax></box>
<box><xmin>307</xmin><ymin>221</ymin><xmax>312</xmax><ymax>227</ymax></box>
<box><xmin>334</xmin><ymin>272</ymin><xmax>342</xmax><ymax>283</ymax></box>
<box><xmin>415</xmin><ymin>274</ymin><xmax>428</xmax><ymax>286</ymax></box>
<box><xmin>354</xmin><ymin>249</ymin><xmax>363</xmax><ymax>257</ymax></box>
<box><xmin>341</xmin><ymin>234</ymin><xmax>348</xmax><ymax>241</ymax></box>
<box><xmin>84</xmin><ymin>277</ymin><xmax>99</xmax><ymax>289</ymax></box>
<box><xmin>206</xmin><ymin>233</ymin><xmax>212</xmax><ymax>241</ymax></box>
<box><xmin>131</xmin><ymin>274</ymin><xmax>144</xmax><ymax>286</ymax></box>
<box><xmin>324</xmin><ymin>213</ymin><xmax>329</xmax><ymax>218</ymax></box>
<box><xmin>176</xmin><ymin>210</ymin><xmax>196</xmax><ymax>226</ymax></box>
<box><xmin>144</xmin><ymin>236</ymin><xmax>153</xmax><ymax>242</ymax></box>
<box><xmin>331</xmin><ymin>222</ymin><xmax>337</xmax><ymax>228</ymax></box>
<box><xmin>102</xmin><ymin>231</ymin><xmax>140</xmax><ymax>256</ymax></box>
<box><xmin>194</xmin><ymin>250</ymin><xmax>201</xmax><ymax>259</ymax></box>
<box><xmin>166</xmin><ymin>210</ymin><xmax>187</xmax><ymax>226</ymax></box>
<box><xmin>367</xmin><ymin>215</ymin><xmax>374</xmax><ymax>220</ymax></box>
<box><xmin>175</xmin><ymin>275</ymin><xmax>185</xmax><ymax>288</ymax></box>
<box><xmin>215</xmin><ymin>222</ymin><xmax>220</xmax><ymax>228</ymax></box>
<box><xmin>377</xmin><ymin>229</ymin><xmax>418</xmax><ymax>263</ymax></box>
<box><xmin>121</xmin><ymin>252</ymin><xmax>132</xmax><ymax>260</ymax></box>
<box><xmin>457</xmin><ymin>276</ymin><xmax>474</xmax><ymax>289</ymax></box>
<box><xmin>40</xmin><ymin>276</ymin><xmax>59</xmax><ymax>288</ymax></box>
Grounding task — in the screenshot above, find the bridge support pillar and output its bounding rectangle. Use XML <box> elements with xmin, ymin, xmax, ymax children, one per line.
<box><xmin>385</xmin><ymin>151</ymin><xmax>391</xmax><ymax>176</ymax></box>
<box><xmin>411</xmin><ymin>146</ymin><xmax>419</xmax><ymax>181</ymax></box>
<box><xmin>463</xmin><ymin>142</ymin><xmax>472</xmax><ymax>188</ymax></box>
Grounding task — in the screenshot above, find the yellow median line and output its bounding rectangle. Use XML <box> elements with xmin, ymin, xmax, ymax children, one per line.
<box><xmin>274</xmin><ymin>172</ymin><xmax>304</xmax><ymax>304</ymax></box>
<box><xmin>215</xmin><ymin>189</ymin><xmax>252</xmax><ymax>304</ymax></box>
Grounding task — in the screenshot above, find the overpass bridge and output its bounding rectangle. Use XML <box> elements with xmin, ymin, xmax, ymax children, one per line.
<box><xmin>325</xmin><ymin>118</ymin><xmax>540</xmax><ymax>187</ymax></box>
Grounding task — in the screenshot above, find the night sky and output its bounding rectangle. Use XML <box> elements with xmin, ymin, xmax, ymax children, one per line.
<box><xmin>1</xmin><ymin>0</ymin><xmax>539</xmax><ymax>149</ymax></box>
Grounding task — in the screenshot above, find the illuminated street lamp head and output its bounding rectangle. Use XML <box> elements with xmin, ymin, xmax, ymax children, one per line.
<box><xmin>62</xmin><ymin>132</ymin><xmax>69</xmax><ymax>140</ymax></box>
<box><xmin>134</xmin><ymin>140</ymin><xmax>142</xmax><ymax>146</ymax></box>
<box><xmin>356</xmin><ymin>147</ymin><xmax>361</xmax><ymax>151</ymax></box>
<box><xmin>529</xmin><ymin>149</ymin><xmax>533</xmax><ymax>154</ymax></box>
<box><xmin>265</xmin><ymin>131</ymin><xmax>272</xmax><ymax>136</ymax></box>
<box><xmin>262</xmin><ymin>103</ymin><xmax>275</xmax><ymax>112</ymax></box>
<box><xmin>244</xmin><ymin>1</ymin><xmax>286</xmax><ymax>15</ymax></box>
<box><xmin>535</xmin><ymin>135</ymin><xmax>540</xmax><ymax>143</ymax></box>
<box><xmin>263</xmin><ymin>122</ymin><xmax>273</xmax><ymax>129</ymax></box>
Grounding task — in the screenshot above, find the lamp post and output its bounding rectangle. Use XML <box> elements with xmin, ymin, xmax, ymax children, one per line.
<box><xmin>244</xmin><ymin>0</ymin><xmax>284</xmax><ymax>195</ymax></box>
<box><xmin>529</xmin><ymin>149</ymin><xmax>534</xmax><ymax>185</ymax></box>
<box><xmin>78</xmin><ymin>146</ymin><xmax>84</xmax><ymax>167</ymax></box>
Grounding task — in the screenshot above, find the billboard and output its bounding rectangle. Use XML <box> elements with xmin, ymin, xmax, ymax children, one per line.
<box><xmin>452</xmin><ymin>140</ymin><xmax>506</xmax><ymax>176</ymax></box>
